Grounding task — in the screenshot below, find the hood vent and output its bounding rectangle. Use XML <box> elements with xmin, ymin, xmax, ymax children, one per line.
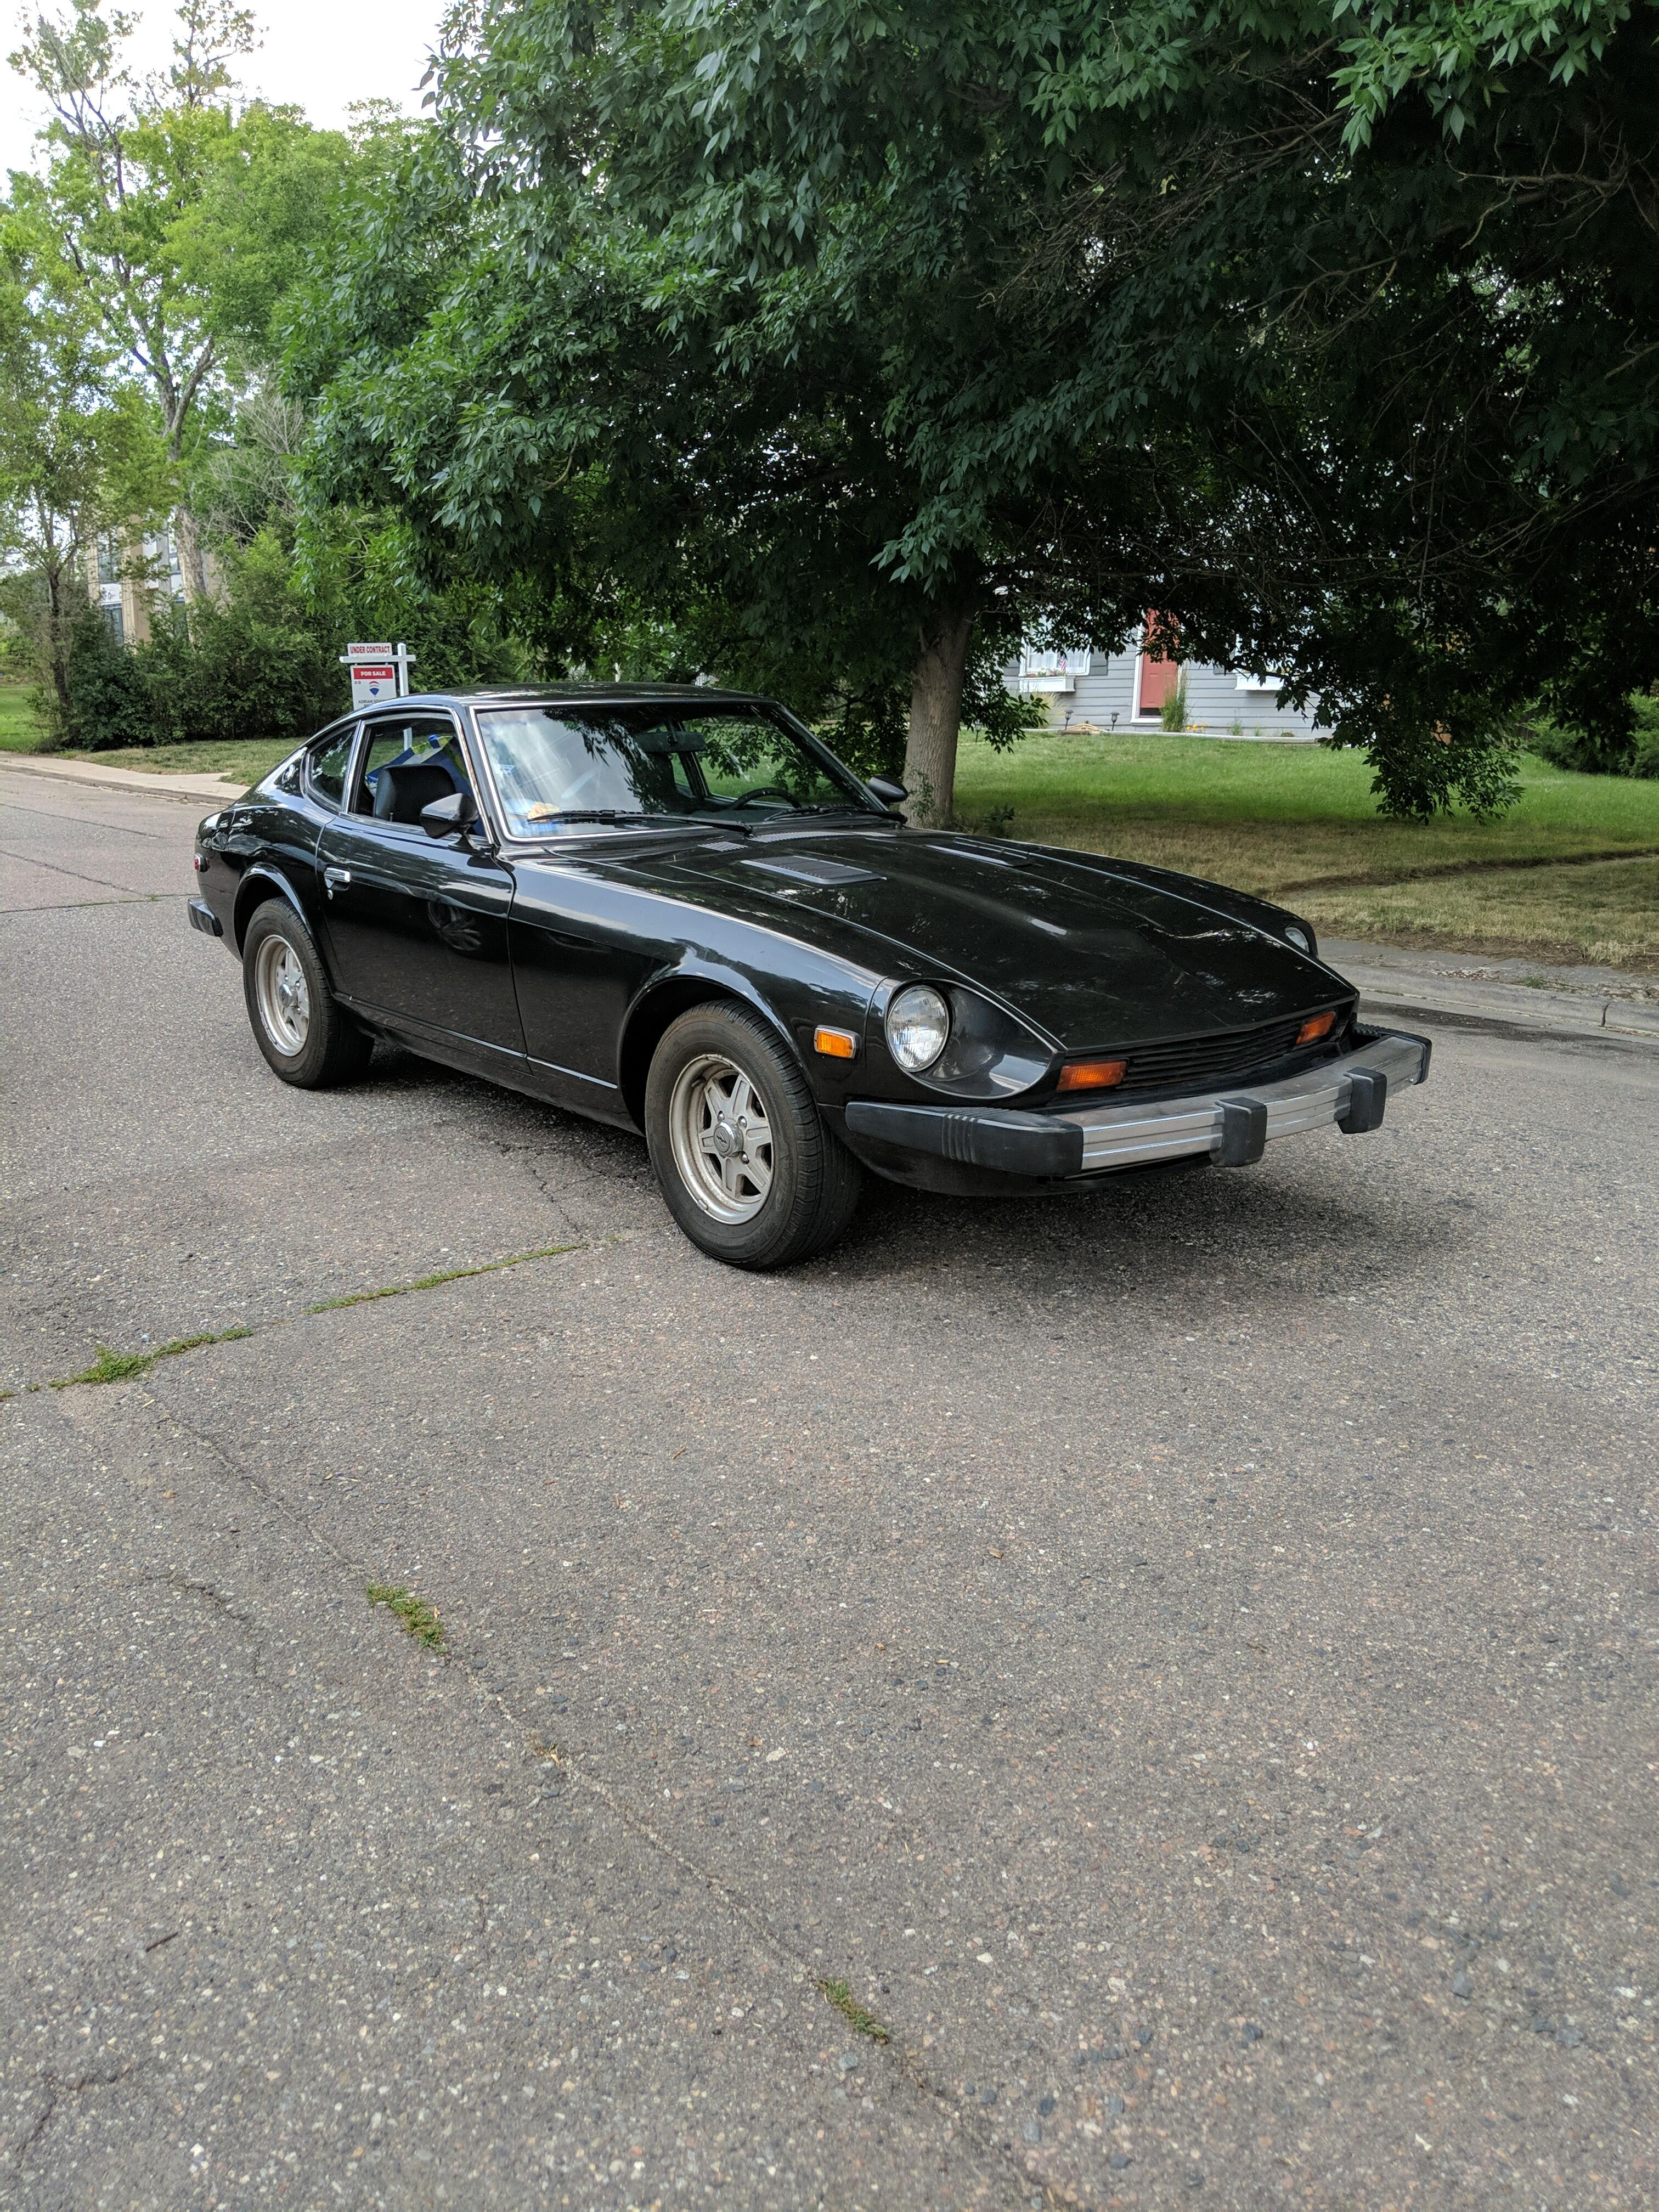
<box><xmin>740</xmin><ymin>854</ymin><xmax>881</xmax><ymax>888</ymax></box>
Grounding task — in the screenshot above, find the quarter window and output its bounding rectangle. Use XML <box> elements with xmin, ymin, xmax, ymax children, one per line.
<box><xmin>307</xmin><ymin>727</ymin><xmax>356</xmax><ymax>809</ymax></box>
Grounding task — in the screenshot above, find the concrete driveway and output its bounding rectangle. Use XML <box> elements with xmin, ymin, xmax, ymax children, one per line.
<box><xmin>2</xmin><ymin>760</ymin><xmax>1654</xmax><ymax>2211</ymax></box>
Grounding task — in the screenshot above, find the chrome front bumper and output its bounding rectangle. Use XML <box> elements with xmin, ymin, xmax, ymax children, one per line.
<box><xmin>842</xmin><ymin>1028</ymin><xmax>1431</xmax><ymax>1181</ymax></box>
<box><xmin>1056</xmin><ymin>1027</ymin><xmax>1431</xmax><ymax>1172</ymax></box>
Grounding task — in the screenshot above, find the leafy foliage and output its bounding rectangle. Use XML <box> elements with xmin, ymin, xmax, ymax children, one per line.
<box><xmin>8</xmin><ymin>2</ymin><xmax>362</xmax><ymax>593</ymax></box>
<box><xmin>285</xmin><ymin>0</ymin><xmax>1659</xmax><ymax>821</ymax></box>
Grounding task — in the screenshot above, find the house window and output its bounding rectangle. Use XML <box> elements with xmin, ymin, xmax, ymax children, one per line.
<box><xmin>1235</xmin><ymin>670</ymin><xmax>1284</xmax><ymax>694</ymax></box>
<box><xmin>1134</xmin><ymin>614</ymin><xmax>1181</xmax><ymax>718</ymax></box>
<box><xmin>1017</xmin><ymin>644</ymin><xmax>1091</xmax><ymax>694</ymax></box>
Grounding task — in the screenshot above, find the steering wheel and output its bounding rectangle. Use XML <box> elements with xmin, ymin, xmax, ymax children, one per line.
<box><xmin>725</xmin><ymin>785</ymin><xmax>800</xmax><ymax>810</ymax></box>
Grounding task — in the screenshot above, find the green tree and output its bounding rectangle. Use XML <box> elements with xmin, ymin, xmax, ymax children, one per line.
<box><xmin>0</xmin><ymin>261</ymin><xmax>163</xmax><ymax>733</ymax></box>
<box><xmin>8</xmin><ymin>1</ymin><xmax>357</xmax><ymax>596</ymax></box>
<box><xmin>295</xmin><ymin>0</ymin><xmax>1659</xmax><ymax>821</ymax></box>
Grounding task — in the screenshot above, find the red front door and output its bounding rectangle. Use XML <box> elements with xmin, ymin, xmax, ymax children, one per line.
<box><xmin>1136</xmin><ymin>614</ymin><xmax>1181</xmax><ymax>719</ymax></box>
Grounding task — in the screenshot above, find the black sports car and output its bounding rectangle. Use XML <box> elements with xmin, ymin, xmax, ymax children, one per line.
<box><xmin>189</xmin><ymin>685</ymin><xmax>1430</xmax><ymax>1267</ymax></box>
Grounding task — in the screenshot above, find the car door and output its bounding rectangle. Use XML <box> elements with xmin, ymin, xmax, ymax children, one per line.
<box><xmin>314</xmin><ymin>710</ymin><xmax>526</xmax><ymax>1073</ymax></box>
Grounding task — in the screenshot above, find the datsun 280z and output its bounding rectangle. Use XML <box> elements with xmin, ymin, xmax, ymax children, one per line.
<box><xmin>189</xmin><ymin>686</ymin><xmax>1430</xmax><ymax>1268</ymax></box>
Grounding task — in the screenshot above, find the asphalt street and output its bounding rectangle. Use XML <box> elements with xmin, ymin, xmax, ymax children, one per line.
<box><xmin>2</xmin><ymin>759</ymin><xmax>1655</xmax><ymax>2212</ymax></box>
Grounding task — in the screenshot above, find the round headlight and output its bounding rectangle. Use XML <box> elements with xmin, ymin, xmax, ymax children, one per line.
<box><xmin>885</xmin><ymin>983</ymin><xmax>950</xmax><ymax>1073</ymax></box>
<box><xmin>1284</xmin><ymin>925</ymin><xmax>1312</xmax><ymax>953</ymax></box>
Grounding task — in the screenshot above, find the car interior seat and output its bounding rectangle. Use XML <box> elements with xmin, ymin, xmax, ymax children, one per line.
<box><xmin>372</xmin><ymin>761</ymin><xmax>461</xmax><ymax>825</ymax></box>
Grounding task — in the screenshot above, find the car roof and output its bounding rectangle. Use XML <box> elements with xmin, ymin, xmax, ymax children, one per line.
<box><xmin>402</xmin><ymin>684</ymin><xmax>770</xmax><ymax>712</ymax></box>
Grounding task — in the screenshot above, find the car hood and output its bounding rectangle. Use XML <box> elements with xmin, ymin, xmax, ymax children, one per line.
<box><xmin>588</xmin><ymin>826</ymin><xmax>1349</xmax><ymax>1049</ymax></box>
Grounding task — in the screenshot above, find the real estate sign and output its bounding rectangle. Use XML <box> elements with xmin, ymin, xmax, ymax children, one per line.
<box><xmin>341</xmin><ymin>641</ymin><xmax>414</xmax><ymax>710</ymax></box>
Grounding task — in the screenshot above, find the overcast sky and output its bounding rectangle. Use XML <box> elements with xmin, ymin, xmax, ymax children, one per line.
<box><xmin>0</xmin><ymin>0</ymin><xmax>450</xmax><ymax>175</ymax></box>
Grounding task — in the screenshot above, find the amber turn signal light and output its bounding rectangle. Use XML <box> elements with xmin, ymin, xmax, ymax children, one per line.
<box><xmin>814</xmin><ymin>1025</ymin><xmax>858</xmax><ymax>1059</ymax></box>
<box><xmin>1056</xmin><ymin>1057</ymin><xmax>1127</xmax><ymax>1094</ymax></box>
<box><xmin>1296</xmin><ymin>1010</ymin><xmax>1337</xmax><ymax>1046</ymax></box>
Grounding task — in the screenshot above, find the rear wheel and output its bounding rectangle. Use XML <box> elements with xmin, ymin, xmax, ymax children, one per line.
<box><xmin>645</xmin><ymin>1003</ymin><xmax>862</xmax><ymax>1268</ymax></box>
<box><xmin>241</xmin><ymin>901</ymin><xmax>373</xmax><ymax>1089</ymax></box>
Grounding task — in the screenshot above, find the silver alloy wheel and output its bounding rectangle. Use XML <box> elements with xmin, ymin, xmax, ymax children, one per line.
<box><xmin>667</xmin><ymin>1051</ymin><xmax>775</xmax><ymax>1224</ymax></box>
<box><xmin>253</xmin><ymin>929</ymin><xmax>311</xmax><ymax>1057</ymax></box>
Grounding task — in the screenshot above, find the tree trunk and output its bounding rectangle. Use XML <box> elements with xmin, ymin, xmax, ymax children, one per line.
<box><xmin>171</xmin><ymin>501</ymin><xmax>208</xmax><ymax>603</ymax></box>
<box><xmin>43</xmin><ymin>548</ymin><xmax>74</xmax><ymax>742</ymax></box>
<box><xmin>902</xmin><ymin>603</ymin><xmax>975</xmax><ymax>825</ymax></box>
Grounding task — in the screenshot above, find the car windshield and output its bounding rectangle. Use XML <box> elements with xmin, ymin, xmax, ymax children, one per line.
<box><xmin>472</xmin><ymin>702</ymin><xmax>879</xmax><ymax>838</ymax></box>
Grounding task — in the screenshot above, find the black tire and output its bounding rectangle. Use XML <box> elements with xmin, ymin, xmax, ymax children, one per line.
<box><xmin>644</xmin><ymin>1002</ymin><xmax>863</xmax><ymax>1268</ymax></box>
<box><xmin>241</xmin><ymin>900</ymin><xmax>373</xmax><ymax>1090</ymax></box>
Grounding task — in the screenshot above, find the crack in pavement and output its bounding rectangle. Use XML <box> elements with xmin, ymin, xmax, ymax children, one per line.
<box><xmin>0</xmin><ymin>784</ymin><xmax>185</xmax><ymax>839</ymax></box>
<box><xmin>0</xmin><ymin>843</ymin><xmax>182</xmax><ymax>896</ymax></box>
<box><xmin>0</xmin><ymin>893</ymin><xmax>172</xmax><ymax>918</ymax></box>
<box><xmin>7</xmin><ymin>2060</ymin><xmax>144</xmax><ymax>2177</ymax></box>
<box><xmin>2</xmin><ymin>1234</ymin><xmax>624</xmax><ymax>1398</ymax></box>
<box><xmin>137</xmin><ymin>1379</ymin><xmax>1064</xmax><ymax>2211</ymax></box>
<box><xmin>134</xmin><ymin>1568</ymin><xmax>261</xmax><ymax>1628</ymax></box>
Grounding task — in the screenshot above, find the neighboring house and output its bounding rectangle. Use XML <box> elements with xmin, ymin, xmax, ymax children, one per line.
<box><xmin>83</xmin><ymin>526</ymin><xmax>208</xmax><ymax>645</ymax></box>
<box><xmin>1010</xmin><ymin>621</ymin><xmax>1324</xmax><ymax>741</ymax></box>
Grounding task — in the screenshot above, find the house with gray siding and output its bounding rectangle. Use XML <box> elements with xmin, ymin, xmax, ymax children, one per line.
<box><xmin>1008</xmin><ymin>626</ymin><xmax>1324</xmax><ymax>741</ymax></box>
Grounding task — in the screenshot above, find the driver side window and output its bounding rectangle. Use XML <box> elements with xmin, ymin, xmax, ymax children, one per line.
<box><xmin>353</xmin><ymin>718</ymin><xmax>472</xmax><ymax>827</ymax></box>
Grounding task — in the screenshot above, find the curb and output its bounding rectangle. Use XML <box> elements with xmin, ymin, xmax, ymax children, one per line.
<box><xmin>1347</xmin><ymin>973</ymin><xmax>1659</xmax><ymax>1050</ymax></box>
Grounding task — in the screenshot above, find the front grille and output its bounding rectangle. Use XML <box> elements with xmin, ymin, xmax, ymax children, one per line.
<box><xmin>1111</xmin><ymin>1009</ymin><xmax>1347</xmax><ymax>1096</ymax></box>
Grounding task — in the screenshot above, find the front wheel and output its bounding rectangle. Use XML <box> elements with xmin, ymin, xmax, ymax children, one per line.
<box><xmin>645</xmin><ymin>1003</ymin><xmax>862</xmax><ymax>1268</ymax></box>
<box><xmin>241</xmin><ymin>901</ymin><xmax>373</xmax><ymax>1089</ymax></box>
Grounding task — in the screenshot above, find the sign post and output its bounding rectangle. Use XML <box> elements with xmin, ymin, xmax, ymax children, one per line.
<box><xmin>340</xmin><ymin>640</ymin><xmax>416</xmax><ymax>710</ymax></box>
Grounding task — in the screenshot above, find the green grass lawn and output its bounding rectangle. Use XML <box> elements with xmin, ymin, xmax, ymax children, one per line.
<box><xmin>954</xmin><ymin>731</ymin><xmax>1659</xmax><ymax>969</ymax></box>
<box><xmin>0</xmin><ymin>683</ymin><xmax>46</xmax><ymax>752</ymax></box>
<box><xmin>69</xmin><ymin>736</ymin><xmax>298</xmax><ymax>781</ymax></box>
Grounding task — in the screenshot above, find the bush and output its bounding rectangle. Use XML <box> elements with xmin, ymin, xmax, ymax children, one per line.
<box><xmin>1527</xmin><ymin>692</ymin><xmax>1659</xmax><ymax>778</ymax></box>
<box><xmin>138</xmin><ymin>597</ymin><xmax>341</xmax><ymax>745</ymax></box>
<box><xmin>1631</xmin><ymin>693</ymin><xmax>1659</xmax><ymax>779</ymax></box>
<box><xmin>63</xmin><ymin>610</ymin><xmax>151</xmax><ymax>748</ymax></box>
<box><xmin>1159</xmin><ymin>676</ymin><xmax>1188</xmax><ymax>733</ymax></box>
<box><xmin>53</xmin><ymin>528</ymin><xmax>528</xmax><ymax>751</ymax></box>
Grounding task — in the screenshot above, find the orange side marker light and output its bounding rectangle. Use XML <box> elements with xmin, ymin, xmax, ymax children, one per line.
<box><xmin>814</xmin><ymin>1026</ymin><xmax>859</xmax><ymax>1059</ymax></box>
<box><xmin>1296</xmin><ymin>1010</ymin><xmax>1337</xmax><ymax>1046</ymax></box>
<box><xmin>1056</xmin><ymin>1057</ymin><xmax>1128</xmax><ymax>1094</ymax></box>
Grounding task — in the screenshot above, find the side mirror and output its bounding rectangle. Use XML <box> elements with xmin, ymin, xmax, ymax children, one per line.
<box><xmin>867</xmin><ymin>776</ymin><xmax>908</xmax><ymax>808</ymax></box>
<box><xmin>421</xmin><ymin>789</ymin><xmax>479</xmax><ymax>841</ymax></box>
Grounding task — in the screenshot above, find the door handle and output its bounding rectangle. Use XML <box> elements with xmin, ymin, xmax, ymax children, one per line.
<box><xmin>324</xmin><ymin>866</ymin><xmax>351</xmax><ymax>897</ymax></box>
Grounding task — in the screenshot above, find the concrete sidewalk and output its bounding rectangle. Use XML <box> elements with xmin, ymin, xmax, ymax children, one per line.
<box><xmin>1</xmin><ymin>749</ymin><xmax>249</xmax><ymax>806</ymax></box>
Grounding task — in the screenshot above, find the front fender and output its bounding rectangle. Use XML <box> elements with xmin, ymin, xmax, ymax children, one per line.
<box><xmin>616</xmin><ymin>954</ymin><xmax>878</xmax><ymax>1132</ymax></box>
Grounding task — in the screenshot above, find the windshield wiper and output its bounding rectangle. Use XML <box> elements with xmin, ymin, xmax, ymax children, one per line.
<box><xmin>778</xmin><ymin>804</ymin><xmax>889</xmax><ymax>818</ymax></box>
<box><xmin>535</xmin><ymin>810</ymin><xmax>658</xmax><ymax>826</ymax></box>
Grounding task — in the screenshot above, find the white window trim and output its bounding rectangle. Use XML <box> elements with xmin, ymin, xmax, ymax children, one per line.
<box><xmin>1234</xmin><ymin>670</ymin><xmax>1285</xmax><ymax>693</ymax></box>
<box><xmin>1017</xmin><ymin>644</ymin><xmax>1090</xmax><ymax>694</ymax></box>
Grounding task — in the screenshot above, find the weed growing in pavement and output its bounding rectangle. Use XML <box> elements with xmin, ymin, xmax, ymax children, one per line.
<box><xmin>50</xmin><ymin>1328</ymin><xmax>254</xmax><ymax>1388</ymax></box>
<box><xmin>365</xmin><ymin>1583</ymin><xmax>446</xmax><ymax>1650</ymax></box>
<box><xmin>29</xmin><ymin>1241</ymin><xmax>589</xmax><ymax>1396</ymax></box>
<box><xmin>818</xmin><ymin>1978</ymin><xmax>890</xmax><ymax>2042</ymax></box>
<box><xmin>307</xmin><ymin>1245</ymin><xmax>579</xmax><ymax>1313</ymax></box>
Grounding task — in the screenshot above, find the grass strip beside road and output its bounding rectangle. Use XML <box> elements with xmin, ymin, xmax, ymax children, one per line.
<box><xmin>0</xmin><ymin>684</ymin><xmax>43</xmax><ymax>752</ymax></box>
<box><xmin>953</xmin><ymin>731</ymin><xmax>1659</xmax><ymax>886</ymax></box>
<box><xmin>954</xmin><ymin>733</ymin><xmax>1659</xmax><ymax>968</ymax></box>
